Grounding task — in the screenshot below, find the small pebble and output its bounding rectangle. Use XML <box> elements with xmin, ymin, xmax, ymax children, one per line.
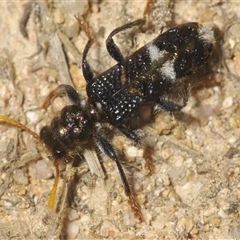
<box><xmin>35</xmin><ymin>160</ymin><xmax>53</xmax><ymax>179</ymax></box>
<box><xmin>221</xmin><ymin>96</ymin><xmax>233</xmax><ymax>109</ymax></box>
<box><xmin>13</xmin><ymin>169</ymin><xmax>28</xmax><ymax>185</ymax></box>
<box><xmin>126</xmin><ymin>146</ymin><xmax>140</xmax><ymax>158</ymax></box>
<box><xmin>123</xmin><ymin>212</ymin><xmax>136</xmax><ymax>227</ymax></box>
<box><xmin>67</xmin><ymin>221</ymin><xmax>79</xmax><ymax>239</ymax></box>
<box><xmin>68</xmin><ymin>209</ymin><xmax>79</xmax><ymax>221</ymax></box>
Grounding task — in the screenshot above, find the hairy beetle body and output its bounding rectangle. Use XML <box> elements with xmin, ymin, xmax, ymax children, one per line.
<box><xmin>86</xmin><ymin>22</ymin><xmax>214</xmax><ymax>125</ymax></box>
<box><xmin>39</xmin><ymin>19</ymin><xmax>216</xmax><ymax>221</ymax></box>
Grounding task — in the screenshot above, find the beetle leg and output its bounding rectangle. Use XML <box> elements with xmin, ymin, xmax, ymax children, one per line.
<box><xmin>75</xmin><ymin>15</ymin><xmax>94</xmax><ymax>83</ymax></box>
<box><xmin>94</xmin><ymin>133</ymin><xmax>143</xmax><ymax>222</ymax></box>
<box><xmin>117</xmin><ymin>125</ymin><xmax>154</xmax><ymax>175</ymax></box>
<box><xmin>156</xmin><ymin>85</ymin><xmax>190</xmax><ymax>112</ymax></box>
<box><xmin>106</xmin><ymin>19</ymin><xmax>144</xmax><ymax>65</ymax></box>
<box><xmin>42</xmin><ymin>84</ymin><xmax>82</xmax><ymax>109</ymax></box>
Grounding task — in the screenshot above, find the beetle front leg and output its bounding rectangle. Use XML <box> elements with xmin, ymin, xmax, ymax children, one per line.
<box><xmin>42</xmin><ymin>84</ymin><xmax>82</xmax><ymax>108</ymax></box>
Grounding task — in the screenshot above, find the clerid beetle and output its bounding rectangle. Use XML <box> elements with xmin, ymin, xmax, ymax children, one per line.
<box><xmin>0</xmin><ymin>14</ymin><xmax>216</xmax><ymax>222</ymax></box>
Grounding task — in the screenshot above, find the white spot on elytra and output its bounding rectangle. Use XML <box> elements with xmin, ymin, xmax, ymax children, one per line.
<box><xmin>147</xmin><ymin>43</ymin><xmax>176</xmax><ymax>81</ymax></box>
<box><xmin>160</xmin><ymin>61</ymin><xmax>176</xmax><ymax>81</ymax></box>
<box><xmin>147</xmin><ymin>43</ymin><xmax>165</xmax><ymax>62</ymax></box>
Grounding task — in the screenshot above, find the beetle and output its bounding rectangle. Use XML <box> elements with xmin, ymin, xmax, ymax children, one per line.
<box><xmin>39</xmin><ymin>16</ymin><xmax>215</xmax><ymax>221</ymax></box>
<box><xmin>0</xmin><ymin>15</ymin><xmax>215</xmax><ymax>222</ymax></box>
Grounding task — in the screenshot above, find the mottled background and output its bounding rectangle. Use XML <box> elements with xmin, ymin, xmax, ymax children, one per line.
<box><xmin>0</xmin><ymin>0</ymin><xmax>240</xmax><ymax>239</ymax></box>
